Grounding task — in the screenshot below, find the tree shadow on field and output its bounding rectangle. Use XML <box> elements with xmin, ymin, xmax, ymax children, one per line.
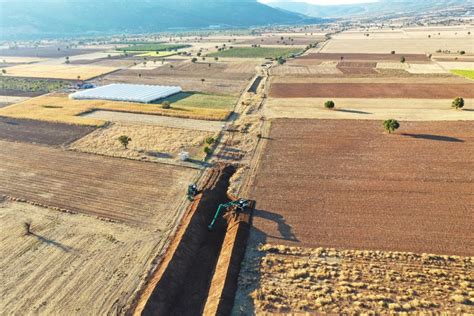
<box><xmin>462</xmin><ymin>109</ymin><xmax>474</xmax><ymax>112</ymax></box>
<box><xmin>30</xmin><ymin>233</ymin><xmax>75</xmax><ymax>252</ymax></box>
<box><xmin>252</xmin><ymin>208</ymin><xmax>299</xmax><ymax>243</ymax></box>
<box><xmin>401</xmin><ymin>133</ymin><xmax>464</xmax><ymax>143</ymax></box>
<box><xmin>336</xmin><ymin>108</ymin><xmax>372</xmax><ymax>115</ymax></box>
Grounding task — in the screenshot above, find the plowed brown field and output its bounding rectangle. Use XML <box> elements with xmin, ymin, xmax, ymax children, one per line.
<box><xmin>270</xmin><ymin>83</ymin><xmax>474</xmax><ymax>99</ymax></box>
<box><xmin>249</xmin><ymin>119</ymin><xmax>474</xmax><ymax>256</ymax></box>
<box><xmin>0</xmin><ymin>140</ymin><xmax>196</xmax><ymax>227</ymax></box>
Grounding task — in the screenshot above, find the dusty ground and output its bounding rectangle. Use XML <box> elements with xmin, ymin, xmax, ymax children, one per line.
<box><xmin>70</xmin><ymin>122</ymin><xmax>216</xmax><ymax>161</ymax></box>
<box><xmin>0</xmin><ymin>94</ymin><xmax>231</xmax><ymax>125</ymax></box>
<box><xmin>0</xmin><ymin>200</ymin><xmax>173</xmax><ymax>314</ymax></box>
<box><xmin>0</xmin><ymin>140</ymin><xmax>196</xmax><ymax>227</ymax></box>
<box><xmin>248</xmin><ymin>119</ymin><xmax>473</xmax><ymax>256</ymax></box>
<box><xmin>0</xmin><ymin>116</ymin><xmax>96</xmax><ymax>145</ymax></box>
<box><xmin>103</xmin><ymin>60</ymin><xmax>257</xmax><ymax>96</ymax></box>
<box><xmin>1</xmin><ymin>64</ymin><xmax>117</xmax><ymax>80</ymax></box>
<box><xmin>320</xmin><ymin>29</ymin><xmax>473</xmax><ymax>54</ymax></box>
<box><xmin>0</xmin><ymin>95</ymin><xmax>30</xmax><ymax>107</ymax></box>
<box><xmin>0</xmin><ymin>46</ymin><xmax>101</xmax><ymax>58</ymax></box>
<box><xmin>263</xmin><ymin>98</ymin><xmax>474</xmax><ymax>121</ymax></box>
<box><xmin>269</xmin><ymin>82</ymin><xmax>474</xmax><ymax>98</ymax></box>
<box><xmin>234</xmin><ymin>244</ymin><xmax>474</xmax><ymax>315</ymax></box>
<box><xmin>81</xmin><ymin>110</ymin><xmax>224</xmax><ymax>132</ymax></box>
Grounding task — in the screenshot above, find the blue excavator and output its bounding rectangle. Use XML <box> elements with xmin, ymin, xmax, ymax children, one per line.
<box><xmin>208</xmin><ymin>199</ymin><xmax>249</xmax><ymax>231</ymax></box>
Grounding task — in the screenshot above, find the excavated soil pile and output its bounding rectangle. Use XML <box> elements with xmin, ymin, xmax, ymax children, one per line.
<box><xmin>135</xmin><ymin>165</ymin><xmax>253</xmax><ymax>316</ymax></box>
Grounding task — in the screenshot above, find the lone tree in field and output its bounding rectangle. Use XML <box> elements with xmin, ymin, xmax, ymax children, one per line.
<box><xmin>24</xmin><ymin>220</ymin><xmax>32</xmax><ymax>235</ymax></box>
<box><xmin>162</xmin><ymin>101</ymin><xmax>171</xmax><ymax>109</ymax></box>
<box><xmin>452</xmin><ymin>97</ymin><xmax>464</xmax><ymax>110</ymax></box>
<box><xmin>400</xmin><ymin>56</ymin><xmax>406</xmax><ymax>63</ymax></box>
<box><xmin>383</xmin><ymin>119</ymin><xmax>400</xmax><ymax>134</ymax></box>
<box><xmin>1</xmin><ymin>69</ymin><xmax>6</xmax><ymax>75</ymax></box>
<box><xmin>324</xmin><ymin>100</ymin><xmax>335</xmax><ymax>110</ymax></box>
<box><xmin>201</xmin><ymin>78</ymin><xmax>205</xmax><ymax>84</ymax></box>
<box><xmin>118</xmin><ymin>135</ymin><xmax>131</xmax><ymax>149</ymax></box>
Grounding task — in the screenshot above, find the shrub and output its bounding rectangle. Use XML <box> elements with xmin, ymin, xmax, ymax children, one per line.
<box><xmin>400</xmin><ymin>56</ymin><xmax>406</xmax><ymax>63</ymax></box>
<box><xmin>383</xmin><ymin>119</ymin><xmax>400</xmax><ymax>134</ymax></box>
<box><xmin>205</xmin><ymin>137</ymin><xmax>215</xmax><ymax>145</ymax></box>
<box><xmin>452</xmin><ymin>97</ymin><xmax>464</xmax><ymax>109</ymax></box>
<box><xmin>191</xmin><ymin>57</ymin><xmax>198</xmax><ymax>63</ymax></box>
<box><xmin>460</xmin><ymin>50</ymin><xmax>466</xmax><ymax>55</ymax></box>
<box><xmin>324</xmin><ymin>100</ymin><xmax>335</xmax><ymax>109</ymax></box>
<box><xmin>204</xmin><ymin>146</ymin><xmax>212</xmax><ymax>154</ymax></box>
<box><xmin>161</xmin><ymin>101</ymin><xmax>171</xmax><ymax>109</ymax></box>
<box><xmin>118</xmin><ymin>135</ymin><xmax>131</xmax><ymax>149</ymax></box>
<box><xmin>391</xmin><ymin>51</ymin><xmax>395</xmax><ymax>54</ymax></box>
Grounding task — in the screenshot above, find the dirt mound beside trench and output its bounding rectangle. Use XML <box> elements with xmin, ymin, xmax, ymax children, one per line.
<box><xmin>132</xmin><ymin>164</ymin><xmax>253</xmax><ymax>316</ymax></box>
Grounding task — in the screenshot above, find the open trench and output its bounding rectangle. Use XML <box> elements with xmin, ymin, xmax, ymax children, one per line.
<box><xmin>133</xmin><ymin>164</ymin><xmax>252</xmax><ymax>316</ymax></box>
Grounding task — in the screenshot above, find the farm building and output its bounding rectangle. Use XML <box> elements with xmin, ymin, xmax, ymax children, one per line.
<box><xmin>69</xmin><ymin>83</ymin><xmax>182</xmax><ymax>103</ymax></box>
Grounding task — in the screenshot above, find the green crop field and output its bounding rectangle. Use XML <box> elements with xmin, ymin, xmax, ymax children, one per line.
<box><xmin>0</xmin><ymin>77</ymin><xmax>71</xmax><ymax>92</ymax></box>
<box><xmin>207</xmin><ymin>47</ymin><xmax>302</xmax><ymax>58</ymax></box>
<box><xmin>117</xmin><ymin>43</ymin><xmax>191</xmax><ymax>52</ymax></box>
<box><xmin>158</xmin><ymin>92</ymin><xmax>236</xmax><ymax>110</ymax></box>
<box><xmin>451</xmin><ymin>69</ymin><xmax>474</xmax><ymax>80</ymax></box>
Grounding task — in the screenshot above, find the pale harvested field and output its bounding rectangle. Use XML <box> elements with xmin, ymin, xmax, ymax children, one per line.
<box><xmin>82</xmin><ymin>110</ymin><xmax>224</xmax><ymax>132</ymax></box>
<box><xmin>264</xmin><ymin>98</ymin><xmax>474</xmax><ymax>121</ymax></box>
<box><xmin>0</xmin><ymin>200</ymin><xmax>172</xmax><ymax>314</ymax></box>
<box><xmin>321</xmin><ymin>38</ymin><xmax>473</xmax><ymax>54</ymax></box>
<box><xmin>0</xmin><ymin>94</ymin><xmax>230</xmax><ymax>125</ymax></box>
<box><xmin>376</xmin><ymin>62</ymin><xmax>410</xmax><ymax>70</ymax></box>
<box><xmin>70</xmin><ymin>122</ymin><xmax>216</xmax><ymax>161</ymax></box>
<box><xmin>406</xmin><ymin>63</ymin><xmax>448</xmax><ymax>74</ymax></box>
<box><xmin>38</xmin><ymin>51</ymin><xmax>123</xmax><ymax>66</ymax></box>
<box><xmin>0</xmin><ymin>56</ymin><xmax>50</xmax><ymax>63</ymax></box>
<box><xmin>439</xmin><ymin>62</ymin><xmax>474</xmax><ymax>71</ymax></box>
<box><xmin>1</xmin><ymin>64</ymin><xmax>117</xmax><ymax>80</ymax></box>
<box><xmin>0</xmin><ymin>95</ymin><xmax>30</xmax><ymax>107</ymax></box>
<box><xmin>234</xmin><ymin>244</ymin><xmax>474</xmax><ymax>314</ymax></box>
<box><xmin>0</xmin><ymin>140</ymin><xmax>195</xmax><ymax>226</ymax></box>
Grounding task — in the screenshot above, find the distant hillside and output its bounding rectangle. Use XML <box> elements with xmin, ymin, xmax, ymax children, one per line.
<box><xmin>266</xmin><ymin>0</ymin><xmax>472</xmax><ymax>18</ymax></box>
<box><xmin>0</xmin><ymin>0</ymin><xmax>323</xmax><ymax>40</ymax></box>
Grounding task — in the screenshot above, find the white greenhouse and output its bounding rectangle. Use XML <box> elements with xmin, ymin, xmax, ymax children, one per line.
<box><xmin>69</xmin><ymin>83</ymin><xmax>182</xmax><ymax>103</ymax></box>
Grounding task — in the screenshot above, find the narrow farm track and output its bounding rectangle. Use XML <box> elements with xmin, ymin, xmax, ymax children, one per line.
<box><xmin>0</xmin><ymin>140</ymin><xmax>196</xmax><ymax>227</ymax></box>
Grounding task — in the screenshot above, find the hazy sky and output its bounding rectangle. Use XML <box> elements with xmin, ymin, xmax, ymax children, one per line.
<box><xmin>259</xmin><ymin>0</ymin><xmax>378</xmax><ymax>4</ymax></box>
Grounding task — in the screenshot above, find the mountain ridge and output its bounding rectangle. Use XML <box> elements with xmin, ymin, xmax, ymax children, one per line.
<box><xmin>0</xmin><ymin>0</ymin><xmax>323</xmax><ymax>40</ymax></box>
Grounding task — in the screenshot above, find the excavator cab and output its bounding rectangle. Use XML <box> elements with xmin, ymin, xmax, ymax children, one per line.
<box><xmin>187</xmin><ymin>184</ymin><xmax>199</xmax><ymax>201</ymax></box>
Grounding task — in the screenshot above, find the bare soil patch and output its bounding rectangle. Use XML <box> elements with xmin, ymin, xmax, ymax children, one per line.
<box><xmin>0</xmin><ymin>116</ymin><xmax>95</xmax><ymax>145</ymax></box>
<box><xmin>234</xmin><ymin>244</ymin><xmax>474</xmax><ymax>314</ymax></box>
<box><xmin>336</xmin><ymin>62</ymin><xmax>378</xmax><ymax>75</ymax></box>
<box><xmin>81</xmin><ymin>110</ymin><xmax>224</xmax><ymax>132</ymax></box>
<box><xmin>300</xmin><ymin>53</ymin><xmax>429</xmax><ymax>62</ymax></box>
<box><xmin>103</xmin><ymin>61</ymin><xmax>256</xmax><ymax>95</ymax></box>
<box><xmin>0</xmin><ymin>46</ymin><xmax>101</xmax><ymax>58</ymax></box>
<box><xmin>270</xmin><ymin>83</ymin><xmax>474</xmax><ymax>99</ymax></box>
<box><xmin>249</xmin><ymin>119</ymin><xmax>474</xmax><ymax>256</ymax></box>
<box><xmin>0</xmin><ymin>140</ymin><xmax>196</xmax><ymax>227</ymax></box>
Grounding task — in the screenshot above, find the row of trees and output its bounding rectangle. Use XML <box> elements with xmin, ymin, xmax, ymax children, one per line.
<box><xmin>324</xmin><ymin>97</ymin><xmax>465</xmax><ymax>134</ymax></box>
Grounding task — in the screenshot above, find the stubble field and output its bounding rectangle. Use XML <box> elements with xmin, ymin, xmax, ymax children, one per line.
<box><xmin>0</xmin><ymin>140</ymin><xmax>196</xmax><ymax>227</ymax></box>
<box><xmin>234</xmin><ymin>244</ymin><xmax>474</xmax><ymax>314</ymax></box>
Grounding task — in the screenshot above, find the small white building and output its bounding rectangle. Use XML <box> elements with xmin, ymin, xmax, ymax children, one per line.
<box><xmin>69</xmin><ymin>83</ymin><xmax>182</xmax><ymax>103</ymax></box>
